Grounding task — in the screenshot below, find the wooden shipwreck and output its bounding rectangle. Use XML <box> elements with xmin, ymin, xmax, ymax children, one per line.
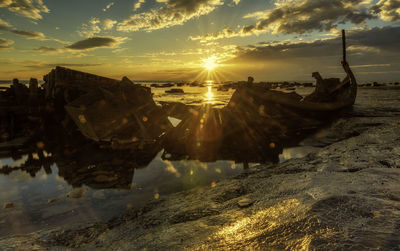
<box><xmin>43</xmin><ymin>67</ymin><xmax>172</xmax><ymax>148</ymax></box>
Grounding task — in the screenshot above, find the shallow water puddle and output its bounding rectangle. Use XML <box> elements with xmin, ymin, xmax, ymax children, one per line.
<box><xmin>0</xmin><ymin>143</ymin><xmax>320</xmax><ymax>237</ymax></box>
<box><xmin>0</xmin><ymin>151</ymin><xmax>252</xmax><ymax>236</ymax></box>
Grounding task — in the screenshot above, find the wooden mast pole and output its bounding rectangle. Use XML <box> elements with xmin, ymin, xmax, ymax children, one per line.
<box><xmin>342</xmin><ymin>29</ymin><xmax>347</xmax><ymax>63</ymax></box>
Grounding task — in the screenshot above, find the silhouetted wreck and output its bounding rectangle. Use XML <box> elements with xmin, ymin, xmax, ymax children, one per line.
<box><xmin>43</xmin><ymin>66</ymin><xmax>172</xmax><ymax>149</ymax></box>
<box><xmin>0</xmin><ymin>30</ymin><xmax>357</xmax><ymax>166</ymax></box>
<box><xmin>162</xmin><ymin>59</ymin><xmax>357</xmax><ymax>162</ymax></box>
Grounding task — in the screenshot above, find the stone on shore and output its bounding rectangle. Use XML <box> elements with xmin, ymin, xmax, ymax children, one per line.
<box><xmin>3</xmin><ymin>202</ymin><xmax>14</xmax><ymax>209</ymax></box>
<box><xmin>237</xmin><ymin>198</ymin><xmax>254</xmax><ymax>208</ymax></box>
<box><xmin>67</xmin><ymin>187</ymin><xmax>88</xmax><ymax>199</ymax></box>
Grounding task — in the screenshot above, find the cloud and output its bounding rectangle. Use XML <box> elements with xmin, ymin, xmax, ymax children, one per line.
<box><xmin>10</xmin><ymin>29</ymin><xmax>46</xmax><ymax>40</ymax></box>
<box><xmin>347</xmin><ymin>44</ymin><xmax>381</xmax><ymax>53</ymax></box>
<box><xmin>78</xmin><ymin>18</ymin><xmax>117</xmax><ymax>37</ymax></box>
<box><xmin>371</xmin><ymin>0</ymin><xmax>400</xmax><ymax>22</ymax></box>
<box><xmin>0</xmin><ymin>0</ymin><xmax>50</xmax><ymax>19</ymax></box>
<box><xmin>0</xmin><ymin>18</ymin><xmax>65</xmax><ymax>43</ymax></box>
<box><xmin>191</xmin><ymin>0</ymin><xmax>375</xmax><ymax>41</ymax></box>
<box><xmin>190</xmin><ymin>27</ymin><xmax>249</xmax><ymax>41</ymax></box>
<box><xmin>351</xmin><ymin>64</ymin><xmax>391</xmax><ymax>68</ymax></box>
<box><xmin>345</xmin><ymin>26</ymin><xmax>400</xmax><ymax>51</ymax></box>
<box><xmin>78</xmin><ymin>18</ymin><xmax>101</xmax><ymax>37</ymax></box>
<box><xmin>227</xmin><ymin>0</ymin><xmax>240</xmax><ymax>6</ymax></box>
<box><xmin>0</xmin><ymin>18</ymin><xmax>12</xmax><ymax>30</ymax></box>
<box><xmin>33</xmin><ymin>46</ymin><xmax>62</xmax><ymax>53</ymax></box>
<box><xmin>103</xmin><ymin>2</ymin><xmax>114</xmax><ymax>12</ymax></box>
<box><xmin>9</xmin><ymin>29</ymin><xmax>64</xmax><ymax>43</ymax></box>
<box><xmin>102</xmin><ymin>19</ymin><xmax>117</xmax><ymax>30</ymax></box>
<box><xmin>134</xmin><ymin>0</ymin><xmax>146</xmax><ymax>11</ymax></box>
<box><xmin>32</xmin><ymin>37</ymin><xmax>126</xmax><ymax>54</ymax></box>
<box><xmin>230</xmin><ymin>26</ymin><xmax>400</xmax><ymax>63</ymax></box>
<box><xmin>65</xmin><ymin>36</ymin><xmax>127</xmax><ymax>51</ymax></box>
<box><xmin>117</xmin><ymin>0</ymin><xmax>224</xmax><ymax>32</ymax></box>
<box><xmin>0</xmin><ymin>37</ymin><xmax>14</xmax><ymax>49</ymax></box>
<box><xmin>31</xmin><ymin>48</ymin><xmax>91</xmax><ymax>58</ymax></box>
<box><xmin>227</xmin><ymin>26</ymin><xmax>400</xmax><ymax>81</ymax></box>
<box><xmin>23</xmin><ymin>62</ymin><xmax>103</xmax><ymax>70</ymax></box>
<box><xmin>222</xmin><ymin>26</ymin><xmax>400</xmax><ymax>81</ymax></box>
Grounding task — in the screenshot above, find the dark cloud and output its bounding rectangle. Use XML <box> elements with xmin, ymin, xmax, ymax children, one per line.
<box><xmin>10</xmin><ymin>29</ymin><xmax>46</xmax><ymax>39</ymax></box>
<box><xmin>33</xmin><ymin>46</ymin><xmax>60</xmax><ymax>52</ymax></box>
<box><xmin>346</xmin><ymin>26</ymin><xmax>400</xmax><ymax>51</ymax></box>
<box><xmin>66</xmin><ymin>37</ymin><xmax>127</xmax><ymax>50</ymax></box>
<box><xmin>255</xmin><ymin>0</ymin><xmax>373</xmax><ymax>34</ymax></box>
<box><xmin>192</xmin><ymin>0</ymin><xmax>376</xmax><ymax>41</ymax></box>
<box><xmin>0</xmin><ymin>18</ymin><xmax>45</xmax><ymax>39</ymax></box>
<box><xmin>371</xmin><ymin>0</ymin><xmax>400</xmax><ymax>22</ymax></box>
<box><xmin>227</xmin><ymin>26</ymin><xmax>400</xmax><ymax>81</ymax></box>
<box><xmin>0</xmin><ymin>0</ymin><xmax>49</xmax><ymax>19</ymax></box>
<box><xmin>34</xmin><ymin>37</ymin><xmax>126</xmax><ymax>54</ymax></box>
<box><xmin>0</xmin><ymin>37</ymin><xmax>14</xmax><ymax>49</ymax></box>
<box><xmin>0</xmin><ymin>18</ymin><xmax>64</xmax><ymax>43</ymax></box>
<box><xmin>231</xmin><ymin>26</ymin><xmax>400</xmax><ymax>62</ymax></box>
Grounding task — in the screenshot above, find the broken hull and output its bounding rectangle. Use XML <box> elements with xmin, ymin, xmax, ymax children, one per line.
<box><xmin>162</xmin><ymin>104</ymin><xmax>321</xmax><ymax>163</ymax></box>
<box><xmin>43</xmin><ymin>67</ymin><xmax>172</xmax><ymax>147</ymax></box>
<box><xmin>64</xmin><ymin>88</ymin><xmax>170</xmax><ymax>144</ymax></box>
<box><xmin>163</xmin><ymin>74</ymin><xmax>357</xmax><ymax>162</ymax></box>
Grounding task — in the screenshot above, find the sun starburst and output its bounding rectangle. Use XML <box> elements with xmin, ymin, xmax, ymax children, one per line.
<box><xmin>202</xmin><ymin>56</ymin><xmax>218</xmax><ymax>71</ymax></box>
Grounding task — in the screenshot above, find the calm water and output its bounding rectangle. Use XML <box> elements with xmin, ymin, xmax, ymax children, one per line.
<box><xmin>1</xmin><ymin>83</ymin><xmax>384</xmax><ymax>237</ymax></box>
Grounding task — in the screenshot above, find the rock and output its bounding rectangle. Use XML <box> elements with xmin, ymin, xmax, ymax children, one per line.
<box><xmin>67</xmin><ymin>187</ymin><xmax>88</xmax><ymax>199</ymax></box>
<box><xmin>165</xmin><ymin>88</ymin><xmax>184</xmax><ymax>94</ymax></box>
<box><xmin>3</xmin><ymin>202</ymin><xmax>14</xmax><ymax>209</ymax></box>
<box><xmin>94</xmin><ymin>175</ymin><xmax>118</xmax><ymax>183</ymax></box>
<box><xmin>92</xmin><ymin>190</ymin><xmax>106</xmax><ymax>199</ymax></box>
<box><xmin>238</xmin><ymin>198</ymin><xmax>254</xmax><ymax>208</ymax></box>
<box><xmin>48</xmin><ymin>198</ymin><xmax>59</xmax><ymax>204</ymax></box>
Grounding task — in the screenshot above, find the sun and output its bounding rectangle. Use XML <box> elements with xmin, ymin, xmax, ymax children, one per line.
<box><xmin>202</xmin><ymin>56</ymin><xmax>218</xmax><ymax>71</ymax></box>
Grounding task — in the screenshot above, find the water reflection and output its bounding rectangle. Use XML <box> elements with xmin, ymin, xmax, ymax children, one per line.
<box><xmin>204</xmin><ymin>80</ymin><xmax>215</xmax><ymax>104</ymax></box>
<box><xmin>0</xmin><ymin>117</ymin><xmax>314</xmax><ymax>191</ymax></box>
<box><xmin>0</xmin><ymin>105</ymin><xmax>323</xmax><ymax>237</ymax></box>
<box><xmin>0</xmin><ymin>120</ymin><xmax>159</xmax><ymax>190</ymax></box>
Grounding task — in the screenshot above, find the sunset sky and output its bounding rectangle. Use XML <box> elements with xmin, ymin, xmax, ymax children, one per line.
<box><xmin>0</xmin><ymin>0</ymin><xmax>399</xmax><ymax>82</ymax></box>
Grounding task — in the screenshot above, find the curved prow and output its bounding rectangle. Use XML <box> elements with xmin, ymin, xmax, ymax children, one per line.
<box><xmin>260</xmin><ymin>30</ymin><xmax>357</xmax><ymax>111</ymax></box>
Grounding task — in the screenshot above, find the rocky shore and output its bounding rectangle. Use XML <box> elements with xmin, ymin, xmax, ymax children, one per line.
<box><xmin>1</xmin><ymin>89</ymin><xmax>400</xmax><ymax>250</ymax></box>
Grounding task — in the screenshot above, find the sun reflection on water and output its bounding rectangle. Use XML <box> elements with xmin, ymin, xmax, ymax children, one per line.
<box><xmin>204</xmin><ymin>80</ymin><xmax>215</xmax><ymax>104</ymax></box>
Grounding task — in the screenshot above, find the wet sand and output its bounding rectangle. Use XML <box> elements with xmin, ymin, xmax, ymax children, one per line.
<box><xmin>1</xmin><ymin>88</ymin><xmax>400</xmax><ymax>250</ymax></box>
